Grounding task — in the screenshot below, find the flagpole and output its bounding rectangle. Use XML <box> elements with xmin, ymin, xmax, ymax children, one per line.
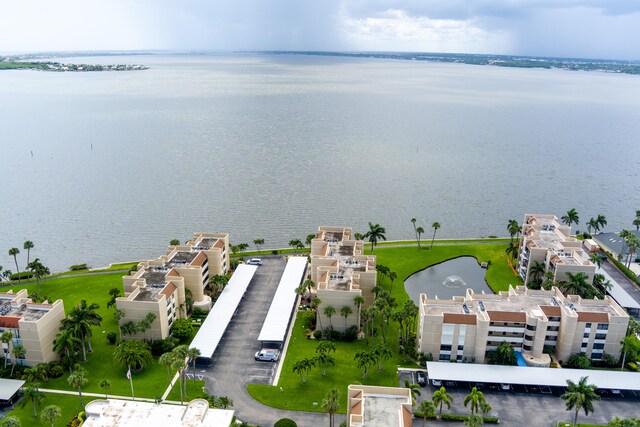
<box><xmin>127</xmin><ymin>366</ymin><xmax>135</xmax><ymax>400</ymax></box>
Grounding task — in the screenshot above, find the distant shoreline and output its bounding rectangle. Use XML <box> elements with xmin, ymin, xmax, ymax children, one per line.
<box><xmin>0</xmin><ymin>60</ymin><xmax>147</xmax><ymax>72</ymax></box>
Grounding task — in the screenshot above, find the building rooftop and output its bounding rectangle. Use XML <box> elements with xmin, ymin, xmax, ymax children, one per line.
<box><xmin>167</xmin><ymin>251</ymin><xmax>198</xmax><ymax>266</ymax></box>
<box><xmin>0</xmin><ymin>293</ymin><xmax>56</xmax><ymax>322</ymax></box>
<box><xmin>140</xmin><ymin>267</ymin><xmax>168</xmax><ymax>286</ymax></box>
<box><xmin>84</xmin><ymin>399</ymin><xmax>234</xmax><ymax>427</ymax></box>
<box><xmin>132</xmin><ymin>285</ymin><xmax>165</xmax><ymax>302</ymax></box>
<box><xmin>194</xmin><ymin>237</ymin><xmax>222</xmax><ymax>250</ymax></box>
<box><xmin>348</xmin><ymin>385</ymin><xmax>412</xmax><ymax>427</ymax></box>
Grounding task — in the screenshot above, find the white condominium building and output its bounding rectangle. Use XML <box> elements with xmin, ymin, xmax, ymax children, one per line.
<box><xmin>417</xmin><ymin>285</ymin><xmax>628</xmax><ymax>367</ymax></box>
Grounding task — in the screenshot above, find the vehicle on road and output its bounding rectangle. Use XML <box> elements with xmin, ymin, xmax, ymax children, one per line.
<box><xmin>416</xmin><ymin>371</ymin><xmax>427</xmax><ymax>386</ymax></box>
<box><xmin>255</xmin><ymin>349</ymin><xmax>279</xmax><ymax>362</ymax></box>
<box><xmin>247</xmin><ymin>258</ymin><xmax>263</xmax><ymax>265</ymax></box>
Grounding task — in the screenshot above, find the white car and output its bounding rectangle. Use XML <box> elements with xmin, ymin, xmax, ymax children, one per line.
<box><xmin>431</xmin><ymin>379</ymin><xmax>442</xmax><ymax>387</ymax></box>
<box><xmin>247</xmin><ymin>258</ymin><xmax>262</xmax><ymax>265</ymax></box>
<box><xmin>255</xmin><ymin>349</ymin><xmax>279</xmax><ymax>362</ymax></box>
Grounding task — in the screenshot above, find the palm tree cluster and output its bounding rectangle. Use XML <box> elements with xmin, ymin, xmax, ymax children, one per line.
<box><xmin>1</xmin><ymin>241</ymin><xmax>38</xmax><ymax>284</ymax></box>
<box><xmin>157</xmin><ymin>345</ymin><xmax>201</xmax><ymax>404</ymax></box>
<box><xmin>486</xmin><ymin>341</ymin><xmax>517</xmax><ymax>365</ymax></box>
<box><xmin>558</xmin><ymin>272</ymin><xmax>598</xmax><ymax>299</ymax></box>
<box><xmin>586</xmin><ymin>214</ymin><xmax>607</xmax><ymax>235</ymax></box>
<box><xmin>56</xmin><ymin>300</ymin><xmax>102</xmax><ymax>366</ymax></box>
<box><xmin>292</xmin><ymin>341</ymin><xmax>339</xmax><ymax>382</ymax></box>
<box><xmin>119</xmin><ymin>312</ymin><xmax>157</xmax><ymax>341</ymax></box>
<box><xmin>620</xmin><ymin>229</ymin><xmax>639</xmax><ymax>268</ymax></box>
<box><xmin>353</xmin><ymin>344</ymin><xmax>393</xmax><ymax>378</ymax></box>
<box><xmin>507</xmin><ymin>219</ymin><xmax>521</xmax><ymax>245</ymax></box>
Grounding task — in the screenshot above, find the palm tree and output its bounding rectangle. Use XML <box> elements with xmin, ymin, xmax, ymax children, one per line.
<box><xmin>371</xmin><ymin>344</ymin><xmax>393</xmax><ymax>370</ymax></box>
<box><xmin>464</xmin><ymin>387</ymin><xmax>487</xmax><ymax>415</ymax></box>
<box><xmin>322</xmin><ymin>388</ymin><xmax>340</xmax><ymax>427</ymax></box>
<box><xmin>313</xmin><ymin>352</ymin><xmax>335</xmax><ymax>377</ymax></box>
<box><xmin>67</xmin><ymin>365</ymin><xmax>88</xmax><ymax>407</ymax></box>
<box><xmin>561</xmin><ymin>209</ymin><xmax>580</xmax><ymax>227</ymax></box>
<box><xmin>505</xmin><ymin>243</ymin><xmax>519</xmax><ymax>261</ymax></box>
<box><xmin>404</xmin><ymin>379</ymin><xmax>421</xmax><ymax>405</ymax></box>
<box><xmin>217</xmin><ymin>396</ymin><xmax>233</xmax><ymax>409</ymax></box>
<box><xmin>592</xmin><ymin>273</ymin><xmax>612</xmax><ymax>296</ymax></box>
<box><xmin>492</xmin><ymin>341</ymin><xmax>516</xmax><ymax>365</ymax></box>
<box><xmin>587</xmin><ymin>218</ymin><xmax>598</xmax><ymax>235</ymax></box>
<box><xmin>1</xmin><ymin>331</ymin><xmax>13</xmax><ymax>368</ymax></box>
<box><xmin>23</xmin><ymin>241</ymin><xmax>34</xmax><ymax>267</ymax></box>
<box><xmin>292</xmin><ymin>358</ymin><xmax>314</xmax><ymax>383</ymax></box>
<box><xmin>529</xmin><ymin>261</ymin><xmax>546</xmax><ymax>288</ymax></box>
<box><xmin>22</xmin><ymin>364</ymin><xmax>48</xmax><ymax>384</ymax></box>
<box><xmin>589</xmin><ymin>253</ymin><xmax>603</xmax><ymax>269</ymax></box>
<box><xmin>323</xmin><ymin>305</ymin><xmax>336</xmax><ymax>329</ymax></box>
<box><xmin>63</xmin><ymin>300</ymin><xmax>103</xmax><ymax>360</ymax></box>
<box><xmin>186</xmin><ymin>347</ymin><xmax>201</xmax><ymax>386</ymax></box>
<box><xmin>417</xmin><ymin>400</ymin><xmax>436</xmax><ymax>426</ymax></box>
<box><xmin>1</xmin><ymin>416</ymin><xmax>21</xmax><ymax>427</ymax></box>
<box><xmin>465</xmin><ymin>414</ymin><xmax>485</xmax><ymax>427</ymax></box>
<box><xmin>416</xmin><ymin>226</ymin><xmax>424</xmax><ymax>248</ymax></box>
<box><xmin>595</xmin><ymin>214</ymin><xmax>607</xmax><ymax>232</ymax></box>
<box><xmin>113</xmin><ymin>309</ymin><xmax>125</xmax><ymax>340</ymax></box>
<box><xmin>432</xmin><ymin>386</ymin><xmax>453</xmax><ymax>417</ymax></box>
<box><xmin>541</xmin><ymin>271</ymin><xmax>555</xmax><ymax>290</ymax></box>
<box><xmin>289</xmin><ymin>239</ymin><xmax>304</xmax><ymax>250</ymax></box>
<box><xmin>20</xmin><ymin>384</ymin><xmax>43</xmax><ymax>418</ymax></box>
<box><xmin>507</xmin><ymin>219</ymin><xmax>520</xmax><ymax>245</ymax></box>
<box><xmin>306</xmin><ymin>233</ymin><xmax>317</xmax><ymax>247</ymax></box>
<box><xmin>253</xmin><ymin>238</ymin><xmax>264</xmax><ymax>251</ymax></box>
<box><xmin>304</xmin><ymin>279</ymin><xmax>315</xmax><ymax>300</ymax></box>
<box><xmin>431</xmin><ymin>222</ymin><xmax>441</xmax><ymax>248</ymax></box>
<box><xmin>169</xmin><ymin>239</ymin><xmax>180</xmax><ymax>246</ymax></box>
<box><xmin>27</xmin><ymin>258</ymin><xmax>50</xmax><ymax>295</ymax></box>
<box><xmin>113</xmin><ymin>339</ymin><xmax>153</xmax><ymax>373</ymax></box>
<box><xmin>352</xmin><ymin>295</ymin><xmax>365</xmax><ymax>325</ymax></box>
<box><xmin>340</xmin><ymin>306</ymin><xmax>352</xmax><ymax>329</ymax></box>
<box><xmin>11</xmin><ymin>344</ymin><xmax>26</xmax><ymax>376</ymax></box>
<box><xmin>633</xmin><ymin>217</ymin><xmax>640</xmax><ymax>231</ymax></box>
<box><xmin>40</xmin><ymin>405</ymin><xmax>61</xmax><ymax>427</ymax></box>
<box><xmin>411</xmin><ymin>218</ymin><xmax>418</xmax><ymax>243</ymax></box>
<box><xmin>159</xmin><ymin>352</ymin><xmax>176</xmax><ymax>384</ymax></box>
<box><xmin>8</xmin><ymin>248</ymin><xmax>20</xmax><ymax>281</ymax></box>
<box><xmin>561</xmin><ymin>376</ymin><xmax>600</xmax><ymax>427</ymax></box>
<box><xmin>99</xmin><ymin>378</ymin><xmax>111</xmax><ymax>398</ymax></box>
<box><xmin>311</xmin><ymin>296</ymin><xmax>323</xmax><ymax>330</ymax></box>
<box><xmin>560</xmin><ymin>272</ymin><xmax>591</xmax><ymax>298</ymax></box>
<box><xmin>364</xmin><ymin>222</ymin><xmax>387</xmax><ymax>254</ymax></box>
<box><xmin>354</xmin><ymin>350</ymin><xmax>375</xmax><ymax>379</ymax></box>
<box><xmin>171</xmin><ymin>355</ymin><xmax>187</xmax><ymax>404</ymax></box>
<box><xmin>625</xmin><ymin>234</ymin><xmax>639</xmax><ymax>268</ymax></box>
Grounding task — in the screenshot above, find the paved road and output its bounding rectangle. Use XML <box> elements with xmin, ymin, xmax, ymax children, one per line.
<box><xmin>599</xmin><ymin>257</ymin><xmax>640</xmax><ymax>308</ymax></box>
<box><xmin>203</xmin><ymin>257</ymin><xmax>334</xmax><ymax>427</ymax></box>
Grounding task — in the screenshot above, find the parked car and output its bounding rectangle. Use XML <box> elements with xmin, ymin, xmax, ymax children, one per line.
<box><xmin>431</xmin><ymin>379</ymin><xmax>442</xmax><ymax>387</ymax></box>
<box><xmin>255</xmin><ymin>349</ymin><xmax>279</xmax><ymax>362</ymax></box>
<box><xmin>247</xmin><ymin>258</ymin><xmax>262</xmax><ymax>265</ymax></box>
<box><xmin>416</xmin><ymin>371</ymin><xmax>427</xmax><ymax>386</ymax></box>
<box><xmin>500</xmin><ymin>383</ymin><xmax>511</xmax><ymax>391</ymax></box>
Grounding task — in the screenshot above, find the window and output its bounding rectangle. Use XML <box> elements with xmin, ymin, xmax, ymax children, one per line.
<box><xmin>458</xmin><ymin>345</ymin><xmax>464</xmax><ymax>351</ymax></box>
<box><xmin>440</xmin><ymin>345</ymin><xmax>452</xmax><ymax>351</ymax></box>
<box><xmin>548</xmin><ymin>326</ymin><xmax>559</xmax><ymax>332</ymax></box>
<box><xmin>524</xmin><ymin>334</ymin><xmax>534</xmax><ymax>341</ymax></box>
<box><xmin>595</xmin><ymin>334</ymin><xmax>607</xmax><ymax>340</ymax></box>
<box><xmin>523</xmin><ymin>345</ymin><xmax>532</xmax><ymax>351</ymax></box>
<box><xmin>591</xmin><ymin>352</ymin><xmax>603</xmax><ymax>360</ymax></box>
<box><xmin>581</xmin><ymin>342</ymin><xmax>588</xmax><ymax>348</ymax></box>
<box><xmin>549</xmin><ymin>316</ymin><xmax>561</xmax><ymax>322</ymax></box>
<box><xmin>596</xmin><ymin>324</ymin><xmax>609</xmax><ymax>331</ymax></box>
<box><xmin>585</xmin><ymin>323</ymin><xmax>592</xmax><ymax>328</ymax></box>
<box><xmin>593</xmin><ymin>343</ymin><xmax>605</xmax><ymax>350</ymax></box>
<box><xmin>583</xmin><ymin>333</ymin><xmax>589</xmax><ymax>338</ymax></box>
<box><xmin>545</xmin><ymin>336</ymin><xmax>557</xmax><ymax>341</ymax></box>
<box><xmin>526</xmin><ymin>324</ymin><xmax>537</xmax><ymax>331</ymax></box>
<box><xmin>439</xmin><ymin>354</ymin><xmax>451</xmax><ymax>361</ymax></box>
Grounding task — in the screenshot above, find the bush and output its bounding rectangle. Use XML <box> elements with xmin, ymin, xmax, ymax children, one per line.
<box><xmin>566</xmin><ymin>353</ymin><xmax>591</xmax><ymax>369</ymax></box>
<box><xmin>343</xmin><ymin>325</ymin><xmax>359</xmax><ymax>342</ymax></box>
<box><xmin>151</xmin><ymin>337</ymin><xmax>179</xmax><ymax>356</ymax></box>
<box><xmin>413</xmin><ymin>413</ymin><xmax>499</xmax><ymax>424</ymax></box>
<box><xmin>171</xmin><ymin>319</ymin><xmax>193</xmax><ymax>342</ymax></box>
<box><xmin>69</xmin><ymin>264</ymin><xmax>88</xmax><ymax>271</ymax></box>
<box><xmin>10</xmin><ymin>271</ymin><xmax>34</xmax><ymax>280</ymax></box>
<box><xmin>627</xmin><ymin>362</ymin><xmax>638</xmax><ymax>372</ymax></box>
<box><xmin>106</xmin><ymin>331</ymin><xmax>118</xmax><ymax>345</ymax></box>
<box><xmin>274</xmin><ymin>418</ymin><xmax>297</xmax><ymax>427</ymax></box>
<box><xmin>272</xmin><ymin>250</ymin><xmax>279</xmax><ymax>255</ymax></box>
<box><xmin>50</xmin><ymin>364</ymin><xmax>64</xmax><ymax>378</ymax></box>
<box><xmin>191</xmin><ymin>307</ymin><xmax>208</xmax><ymax>317</ymax></box>
<box><xmin>313</xmin><ymin>330</ymin><xmax>322</xmax><ymax>339</ymax></box>
<box><xmin>300</xmin><ymin>311</ymin><xmax>315</xmax><ymax>330</ymax></box>
<box><xmin>550</xmin><ymin>361</ymin><xmax>558</xmax><ymax>368</ymax></box>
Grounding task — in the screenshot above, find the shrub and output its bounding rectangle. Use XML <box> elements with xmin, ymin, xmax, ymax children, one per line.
<box><xmin>151</xmin><ymin>337</ymin><xmax>178</xmax><ymax>356</ymax></box>
<box><xmin>69</xmin><ymin>264</ymin><xmax>88</xmax><ymax>271</ymax></box>
<box><xmin>313</xmin><ymin>330</ymin><xmax>322</xmax><ymax>339</ymax></box>
<box><xmin>627</xmin><ymin>362</ymin><xmax>638</xmax><ymax>372</ymax></box>
<box><xmin>274</xmin><ymin>418</ymin><xmax>298</xmax><ymax>427</ymax></box>
<box><xmin>106</xmin><ymin>331</ymin><xmax>117</xmax><ymax>345</ymax></box>
<box><xmin>550</xmin><ymin>361</ymin><xmax>558</xmax><ymax>368</ymax></box>
<box><xmin>171</xmin><ymin>319</ymin><xmax>193</xmax><ymax>342</ymax></box>
<box><xmin>191</xmin><ymin>307</ymin><xmax>208</xmax><ymax>317</ymax></box>
<box><xmin>272</xmin><ymin>250</ymin><xmax>279</xmax><ymax>255</ymax></box>
<box><xmin>50</xmin><ymin>365</ymin><xmax>64</xmax><ymax>378</ymax></box>
<box><xmin>343</xmin><ymin>325</ymin><xmax>359</xmax><ymax>342</ymax></box>
<box><xmin>566</xmin><ymin>353</ymin><xmax>591</xmax><ymax>369</ymax></box>
<box><xmin>300</xmin><ymin>311</ymin><xmax>315</xmax><ymax>330</ymax></box>
<box><xmin>10</xmin><ymin>271</ymin><xmax>34</xmax><ymax>280</ymax></box>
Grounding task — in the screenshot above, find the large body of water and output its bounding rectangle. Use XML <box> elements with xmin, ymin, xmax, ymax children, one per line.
<box><xmin>1</xmin><ymin>54</ymin><xmax>639</xmax><ymax>272</ymax></box>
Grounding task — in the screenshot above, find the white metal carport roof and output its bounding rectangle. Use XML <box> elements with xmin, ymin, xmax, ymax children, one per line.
<box><xmin>426</xmin><ymin>362</ymin><xmax>640</xmax><ymax>390</ymax></box>
<box><xmin>191</xmin><ymin>264</ymin><xmax>257</xmax><ymax>358</ymax></box>
<box><xmin>0</xmin><ymin>379</ymin><xmax>25</xmax><ymax>400</ymax></box>
<box><xmin>258</xmin><ymin>257</ymin><xmax>308</xmax><ymax>343</ymax></box>
<box><xmin>596</xmin><ymin>267</ymin><xmax>640</xmax><ymax>310</ymax></box>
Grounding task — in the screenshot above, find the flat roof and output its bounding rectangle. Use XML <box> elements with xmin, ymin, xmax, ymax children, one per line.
<box><xmin>190</xmin><ymin>264</ymin><xmax>257</xmax><ymax>358</ymax></box>
<box><xmin>84</xmin><ymin>399</ymin><xmax>234</xmax><ymax>426</ymax></box>
<box><xmin>426</xmin><ymin>362</ymin><xmax>640</xmax><ymax>390</ymax></box>
<box><xmin>258</xmin><ymin>257</ymin><xmax>308</xmax><ymax>343</ymax></box>
<box><xmin>0</xmin><ymin>300</ymin><xmax>50</xmax><ymax>321</ymax></box>
<box><xmin>168</xmin><ymin>251</ymin><xmax>198</xmax><ymax>266</ymax></box>
<box><xmin>0</xmin><ymin>379</ymin><xmax>25</xmax><ymax>400</ymax></box>
<box><xmin>364</xmin><ymin>395</ymin><xmax>406</xmax><ymax>427</ymax></box>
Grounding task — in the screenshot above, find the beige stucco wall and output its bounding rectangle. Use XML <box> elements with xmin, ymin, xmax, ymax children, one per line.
<box><xmin>18</xmin><ymin>299</ymin><xmax>65</xmax><ymax>366</ymax></box>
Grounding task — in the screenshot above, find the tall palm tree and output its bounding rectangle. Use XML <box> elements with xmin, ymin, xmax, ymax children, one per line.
<box><xmin>1</xmin><ymin>331</ymin><xmax>13</xmax><ymax>368</ymax></box>
<box><xmin>11</xmin><ymin>344</ymin><xmax>26</xmax><ymax>376</ymax></box>
<box><xmin>67</xmin><ymin>365</ymin><xmax>88</xmax><ymax>408</ymax></box>
<box><xmin>592</xmin><ymin>273</ymin><xmax>612</xmax><ymax>296</ymax></box>
<box><xmin>432</xmin><ymin>386</ymin><xmax>453</xmax><ymax>416</ymax></box>
<box><xmin>529</xmin><ymin>261</ymin><xmax>546</xmax><ymax>288</ymax></box>
<box><xmin>8</xmin><ymin>248</ymin><xmax>20</xmax><ymax>281</ymax></box>
<box><xmin>560</xmin><ymin>272</ymin><xmax>592</xmax><ymax>298</ymax></box>
<box><xmin>40</xmin><ymin>404</ymin><xmax>61</xmax><ymax>427</ymax></box>
<box><xmin>561</xmin><ymin>376</ymin><xmax>600</xmax><ymax>427</ymax></box>
<box><xmin>186</xmin><ymin>347</ymin><xmax>201</xmax><ymax>386</ymax></box>
<box><xmin>292</xmin><ymin>358</ymin><xmax>314</xmax><ymax>384</ymax></box>
<box><xmin>586</xmin><ymin>218</ymin><xmax>598</xmax><ymax>235</ymax></box>
<box><xmin>411</xmin><ymin>218</ymin><xmax>418</xmax><ymax>242</ymax></box>
<box><xmin>159</xmin><ymin>352</ymin><xmax>176</xmax><ymax>384</ymax></box>
<box><xmin>364</xmin><ymin>222</ymin><xmax>387</xmax><ymax>254</ymax></box>
<box><xmin>23</xmin><ymin>241</ymin><xmax>34</xmax><ymax>266</ymax></box>
<box><xmin>417</xmin><ymin>400</ymin><xmax>436</xmax><ymax>426</ymax></box>
<box><xmin>27</xmin><ymin>258</ymin><xmax>49</xmax><ymax>295</ymax></box>
<box><xmin>311</xmin><ymin>296</ymin><xmax>323</xmax><ymax>331</ymax></box>
<box><xmin>431</xmin><ymin>222</ymin><xmax>441</xmax><ymax>248</ymax></box>
<box><xmin>589</xmin><ymin>253</ymin><xmax>603</xmax><ymax>268</ymax></box>
<box><xmin>340</xmin><ymin>306</ymin><xmax>353</xmax><ymax>329</ymax></box>
<box><xmin>416</xmin><ymin>226</ymin><xmax>424</xmax><ymax>249</ymax></box>
<box><xmin>561</xmin><ymin>209</ymin><xmax>580</xmax><ymax>227</ymax></box>
<box><xmin>388</xmin><ymin>271</ymin><xmax>398</xmax><ymax>293</ymax></box>
<box><xmin>20</xmin><ymin>384</ymin><xmax>44</xmax><ymax>418</ymax></box>
<box><xmin>323</xmin><ymin>305</ymin><xmax>336</xmax><ymax>329</ymax></box>
<box><xmin>507</xmin><ymin>219</ymin><xmax>520</xmax><ymax>245</ymax></box>
<box><xmin>313</xmin><ymin>352</ymin><xmax>335</xmax><ymax>377</ymax></box>
<box><xmin>353</xmin><ymin>295</ymin><xmax>365</xmax><ymax>326</ymax></box>
<box><xmin>625</xmin><ymin>234</ymin><xmax>639</xmax><ymax>268</ymax></box>
<box><xmin>354</xmin><ymin>351</ymin><xmax>375</xmax><ymax>379</ymax></box>
<box><xmin>595</xmin><ymin>214</ymin><xmax>607</xmax><ymax>232</ymax></box>
<box><xmin>304</xmin><ymin>279</ymin><xmax>315</xmax><ymax>300</ymax></box>
<box><xmin>99</xmin><ymin>379</ymin><xmax>111</xmax><ymax>398</ymax></box>
<box><xmin>253</xmin><ymin>238</ymin><xmax>264</xmax><ymax>251</ymax></box>
<box><xmin>321</xmin><ymin>388</ymin><xmax>340</xmax><ymax>427</ymax></box>
<box><xmin>505</xmin><ymin>244</ymin><xmax>519</xmax><ymax>261</ymax></box>
<box><xmin>464</xmin><ymin>387</ymin><xmax>487</xmax><ymax>415</ymax></box>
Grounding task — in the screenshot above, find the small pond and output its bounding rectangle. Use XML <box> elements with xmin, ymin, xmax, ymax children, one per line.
<box><xmin>404</xmin><ymin>256</ymin><xmax>492</xmax><ymax>305</ymax></box>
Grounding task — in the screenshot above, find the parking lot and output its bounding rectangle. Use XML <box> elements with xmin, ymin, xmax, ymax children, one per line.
<box><xmin>204</xmin><ymin>257</ymin><xmax>287</xmax><ymax>391</ymax></box>
<box><xmin>399</xmin><ymin>368</ymin><xmax>640</xmax><ymax>425</ymax></box>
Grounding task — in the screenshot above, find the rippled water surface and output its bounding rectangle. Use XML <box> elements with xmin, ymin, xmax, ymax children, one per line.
<box><xmin>1</xmin><ymin>54</ymin><xmax>639</xmax><ymax>271</ymax></box>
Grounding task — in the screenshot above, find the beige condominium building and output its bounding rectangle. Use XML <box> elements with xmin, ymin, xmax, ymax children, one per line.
<box><xmin>347</xmin><ymin>384</ymin><xmax>413</xmax><ymax>427</ymax></box>
<box><xmin>417</xmin><ymin>285</ymin><xmax>628</xmax><ymax>367</ymax></box>
<box><xmin>117</xmin><ymin>232</ymin><xmax>229</xmax><ymax>340</ymax></box>
<box><xmin>518</xmin><ymin>214</ymin><xmax>596</xmax><ymax>286</ymax></box>
<box><xmin>0</xmin><ymin>289</ymin><xmax>65</xmax><ymax>367</ymax></box>
<box><xmin>311</xmin><ymin>226</ymin><xmax>377</xmax><ymax>332</ymax></box>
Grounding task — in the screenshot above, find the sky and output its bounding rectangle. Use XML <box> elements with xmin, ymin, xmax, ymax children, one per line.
<box><xmin>1</xmin><ymin>0</ymin><xmax>639</xmax><ymax>60</ymax></box>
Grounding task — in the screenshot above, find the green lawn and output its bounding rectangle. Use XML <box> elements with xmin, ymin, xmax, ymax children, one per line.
<box><xmin>5</xmin><ymin>392</ymin><xmax>98</xmax><ymax>426</ymax></box>
<box><xmin>165</xmin><ymin>378</ymin><xmax>206</xmax><ymax>402</ymax></box>
<box><xmin>3</xmin><ymin>272</ymin><xmax>173</xmax><ymax>398</ymax></box>
<box><xmin>248</xmin><ymin>243</ymin><xmax>518</xmax><ymax>412</ymax></box>
<box><xmin>0</xmin><ymin>61</ymin><xmax>45</xmax><ymax>70</ymax></box>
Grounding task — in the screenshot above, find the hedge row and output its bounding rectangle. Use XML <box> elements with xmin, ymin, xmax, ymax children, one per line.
<box><xmin>603</xmin><ymin>251</ymin><xmax>640</xmax><ymax>286</ymax></box>
<box><xmin>414</xmin><ymin>412</ymin><xmax>500</xmax><ymax>423</ymax></box>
